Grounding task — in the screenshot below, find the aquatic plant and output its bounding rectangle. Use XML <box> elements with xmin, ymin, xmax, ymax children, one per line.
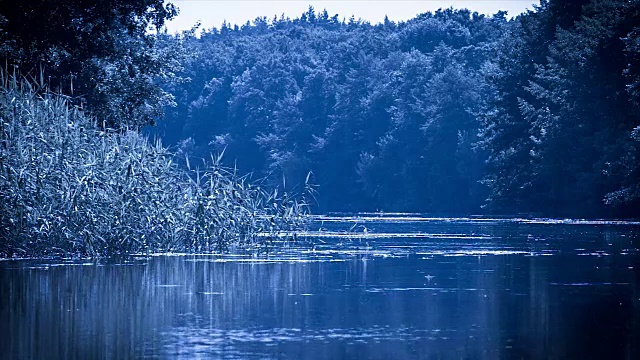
<box><xmin>0</xmin><ymin>72</ymin><xmax>309</xmax><ymax>258</ymax></box>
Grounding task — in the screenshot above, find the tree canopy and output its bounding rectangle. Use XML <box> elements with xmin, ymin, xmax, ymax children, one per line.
<box><xmin>2</xmin><ymin>1</ymin><xmax>636</xmax><ymax>216</ymax></box>
<box><xmin>150</xmin><ymin>1</ymin><xmax>640</xmax><ymax>217</ymax></box>
<box><xmin>0</xmin><ymin>0</ymin><xmax>180</xmax><ymax>128</ymax></box>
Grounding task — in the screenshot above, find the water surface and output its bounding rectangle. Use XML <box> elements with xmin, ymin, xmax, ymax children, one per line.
<box><xmin>1</xmin><ymin>215</ymin><xmax>639</xmax><ymax>359</ymax></box>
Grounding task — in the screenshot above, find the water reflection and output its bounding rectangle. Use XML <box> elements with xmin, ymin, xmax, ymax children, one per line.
<box><xmin>1</xmin><ymin>217</ymin><xmax>638</xmax><ymax>359</ymax></box>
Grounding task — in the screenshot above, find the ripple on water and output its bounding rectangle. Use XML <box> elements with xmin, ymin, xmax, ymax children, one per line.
<box><xmin>155</xmin><ymin>326</ymin><xmax>455</xmax><ymax>357</ymax></box>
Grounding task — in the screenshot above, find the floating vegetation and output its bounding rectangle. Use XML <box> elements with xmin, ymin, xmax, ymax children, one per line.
<box><xmin>288</xmin><ymin>231</ymin><xmax>493</xmax><ymax>240</ymax></box>
<box><xmin>549</xmin><ymin>282</ymin><xmax>630</xmax><ymax>287</ymax></box>
<box><xmin>0</xmin><ymin>72</ymin><xmax>309</xmax><ymax>258</ymax></box>
<box><xmin>311</xmin><ymin>214</ymin><xmax>640</xmax><ymax>225</ymax></box>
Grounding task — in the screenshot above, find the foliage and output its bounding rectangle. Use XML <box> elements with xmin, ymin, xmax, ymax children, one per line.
<box><xmin>483</xmin><ymin>0</ymin><xmax>640</xmax><ymax>216</ymax></box>
<box><xmin>0</xmin><ymin>0</ymin><xmax>182</xmax><ymax>129</ymax></box>
<box><xmin>151</xmin><ymin>7</ymin><xmax>504</xmax><ymax>213</ymax></box>
<box><xmin>152</xmin><ymin>1</ymin><xmax>640</xmax><ymax>217</ymax></box>
<box><xmin>0</xmin><ymin>74</ymin><xmax>309</xmax><ymax>258</ymax></box>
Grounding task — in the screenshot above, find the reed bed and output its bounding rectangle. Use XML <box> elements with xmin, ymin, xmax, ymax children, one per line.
<box><xmin>0</xmin><ymin>74</ymin><xmax>308</xmax><ymax>258</ymax></box>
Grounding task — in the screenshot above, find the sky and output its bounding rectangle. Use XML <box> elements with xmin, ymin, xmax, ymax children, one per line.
<box><xmin>164</xmin><ymin>0</ymin><xmax>541</xmax><ymax>33</ymax></box>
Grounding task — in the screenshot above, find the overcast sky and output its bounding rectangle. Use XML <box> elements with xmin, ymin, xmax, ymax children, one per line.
<box><xmin>164</xmin><ymin>0</ymin><xmax>540</xmax><ymax>33</ymax></box>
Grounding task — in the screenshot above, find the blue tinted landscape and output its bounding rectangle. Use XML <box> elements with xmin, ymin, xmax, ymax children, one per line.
<box><xmin>1</xmin><ymin>1</ymin><xmax>639</xmax><ymax>358</ymax></box>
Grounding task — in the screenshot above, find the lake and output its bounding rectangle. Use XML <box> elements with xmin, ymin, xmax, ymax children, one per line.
<box><xmin>1</xmin><ymin>214</ymin><xmax>639</xmax><ymax>359</ymax></box>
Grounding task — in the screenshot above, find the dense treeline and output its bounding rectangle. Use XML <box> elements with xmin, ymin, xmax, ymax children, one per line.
<box><xmin>152</xmin><ymin>0</ymin><xmax>640</xmax><ymax>217</ymax></box>
<box><xmin>483</xmin><ymin>0</ymin><xmax>640</xmax><ymax>217</ymax></box>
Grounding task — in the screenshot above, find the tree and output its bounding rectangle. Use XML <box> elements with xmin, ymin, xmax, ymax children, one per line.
<box><xmin>0</xmin><ymin>0</ymin><xmax>179</xmax><ymax>128</ymax></box>
<box><xmin>481</xmin><ymin>0</ymin><xmax>640</xmax><ymax>217</ymax></box>
<box><xmin>521</xmin><ymin>0</ymin><xmax>640</xmax><ymax>216</ymax></box>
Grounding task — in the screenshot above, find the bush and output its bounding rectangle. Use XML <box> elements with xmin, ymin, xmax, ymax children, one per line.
<box><xmin>0</xmin><ymin>73</ymin><xmax>308</xmax><ymax>258</ymax></box>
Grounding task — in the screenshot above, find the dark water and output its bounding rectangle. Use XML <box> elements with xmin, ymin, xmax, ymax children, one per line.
<box><xmin>1</xmin><ymin>215</ymin><xmax>639</xmax><ymax>359</ymax></box>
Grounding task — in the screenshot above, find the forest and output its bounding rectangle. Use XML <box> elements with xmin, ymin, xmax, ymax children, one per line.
<box><xmin>148</xmin><ymin>0</ymin><xmax>640</xmax><ymax>218</ymax></box>
<box><xmin>1</xmin><ymin>0</ymin><xmax>640</xmax><ymax>258</ymax></box>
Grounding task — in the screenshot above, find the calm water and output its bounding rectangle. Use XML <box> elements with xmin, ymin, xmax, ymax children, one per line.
<box><xmin>1</xmin><ymin>215</ymin><xmax>639</xmax><ymax>359</ymax></box>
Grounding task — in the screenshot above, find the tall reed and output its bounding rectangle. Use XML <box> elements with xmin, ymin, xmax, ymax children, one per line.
<box><xmin>0</xmin><ymin>73</ymin><xmax>309</xmax><ymax>258</ymax></box>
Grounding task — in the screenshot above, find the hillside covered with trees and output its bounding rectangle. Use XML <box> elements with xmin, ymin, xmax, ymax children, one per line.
<box><xmin>151</xmin><ymin>0</ymin><xmax>640</xmax><ymax>218</ymax></box>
